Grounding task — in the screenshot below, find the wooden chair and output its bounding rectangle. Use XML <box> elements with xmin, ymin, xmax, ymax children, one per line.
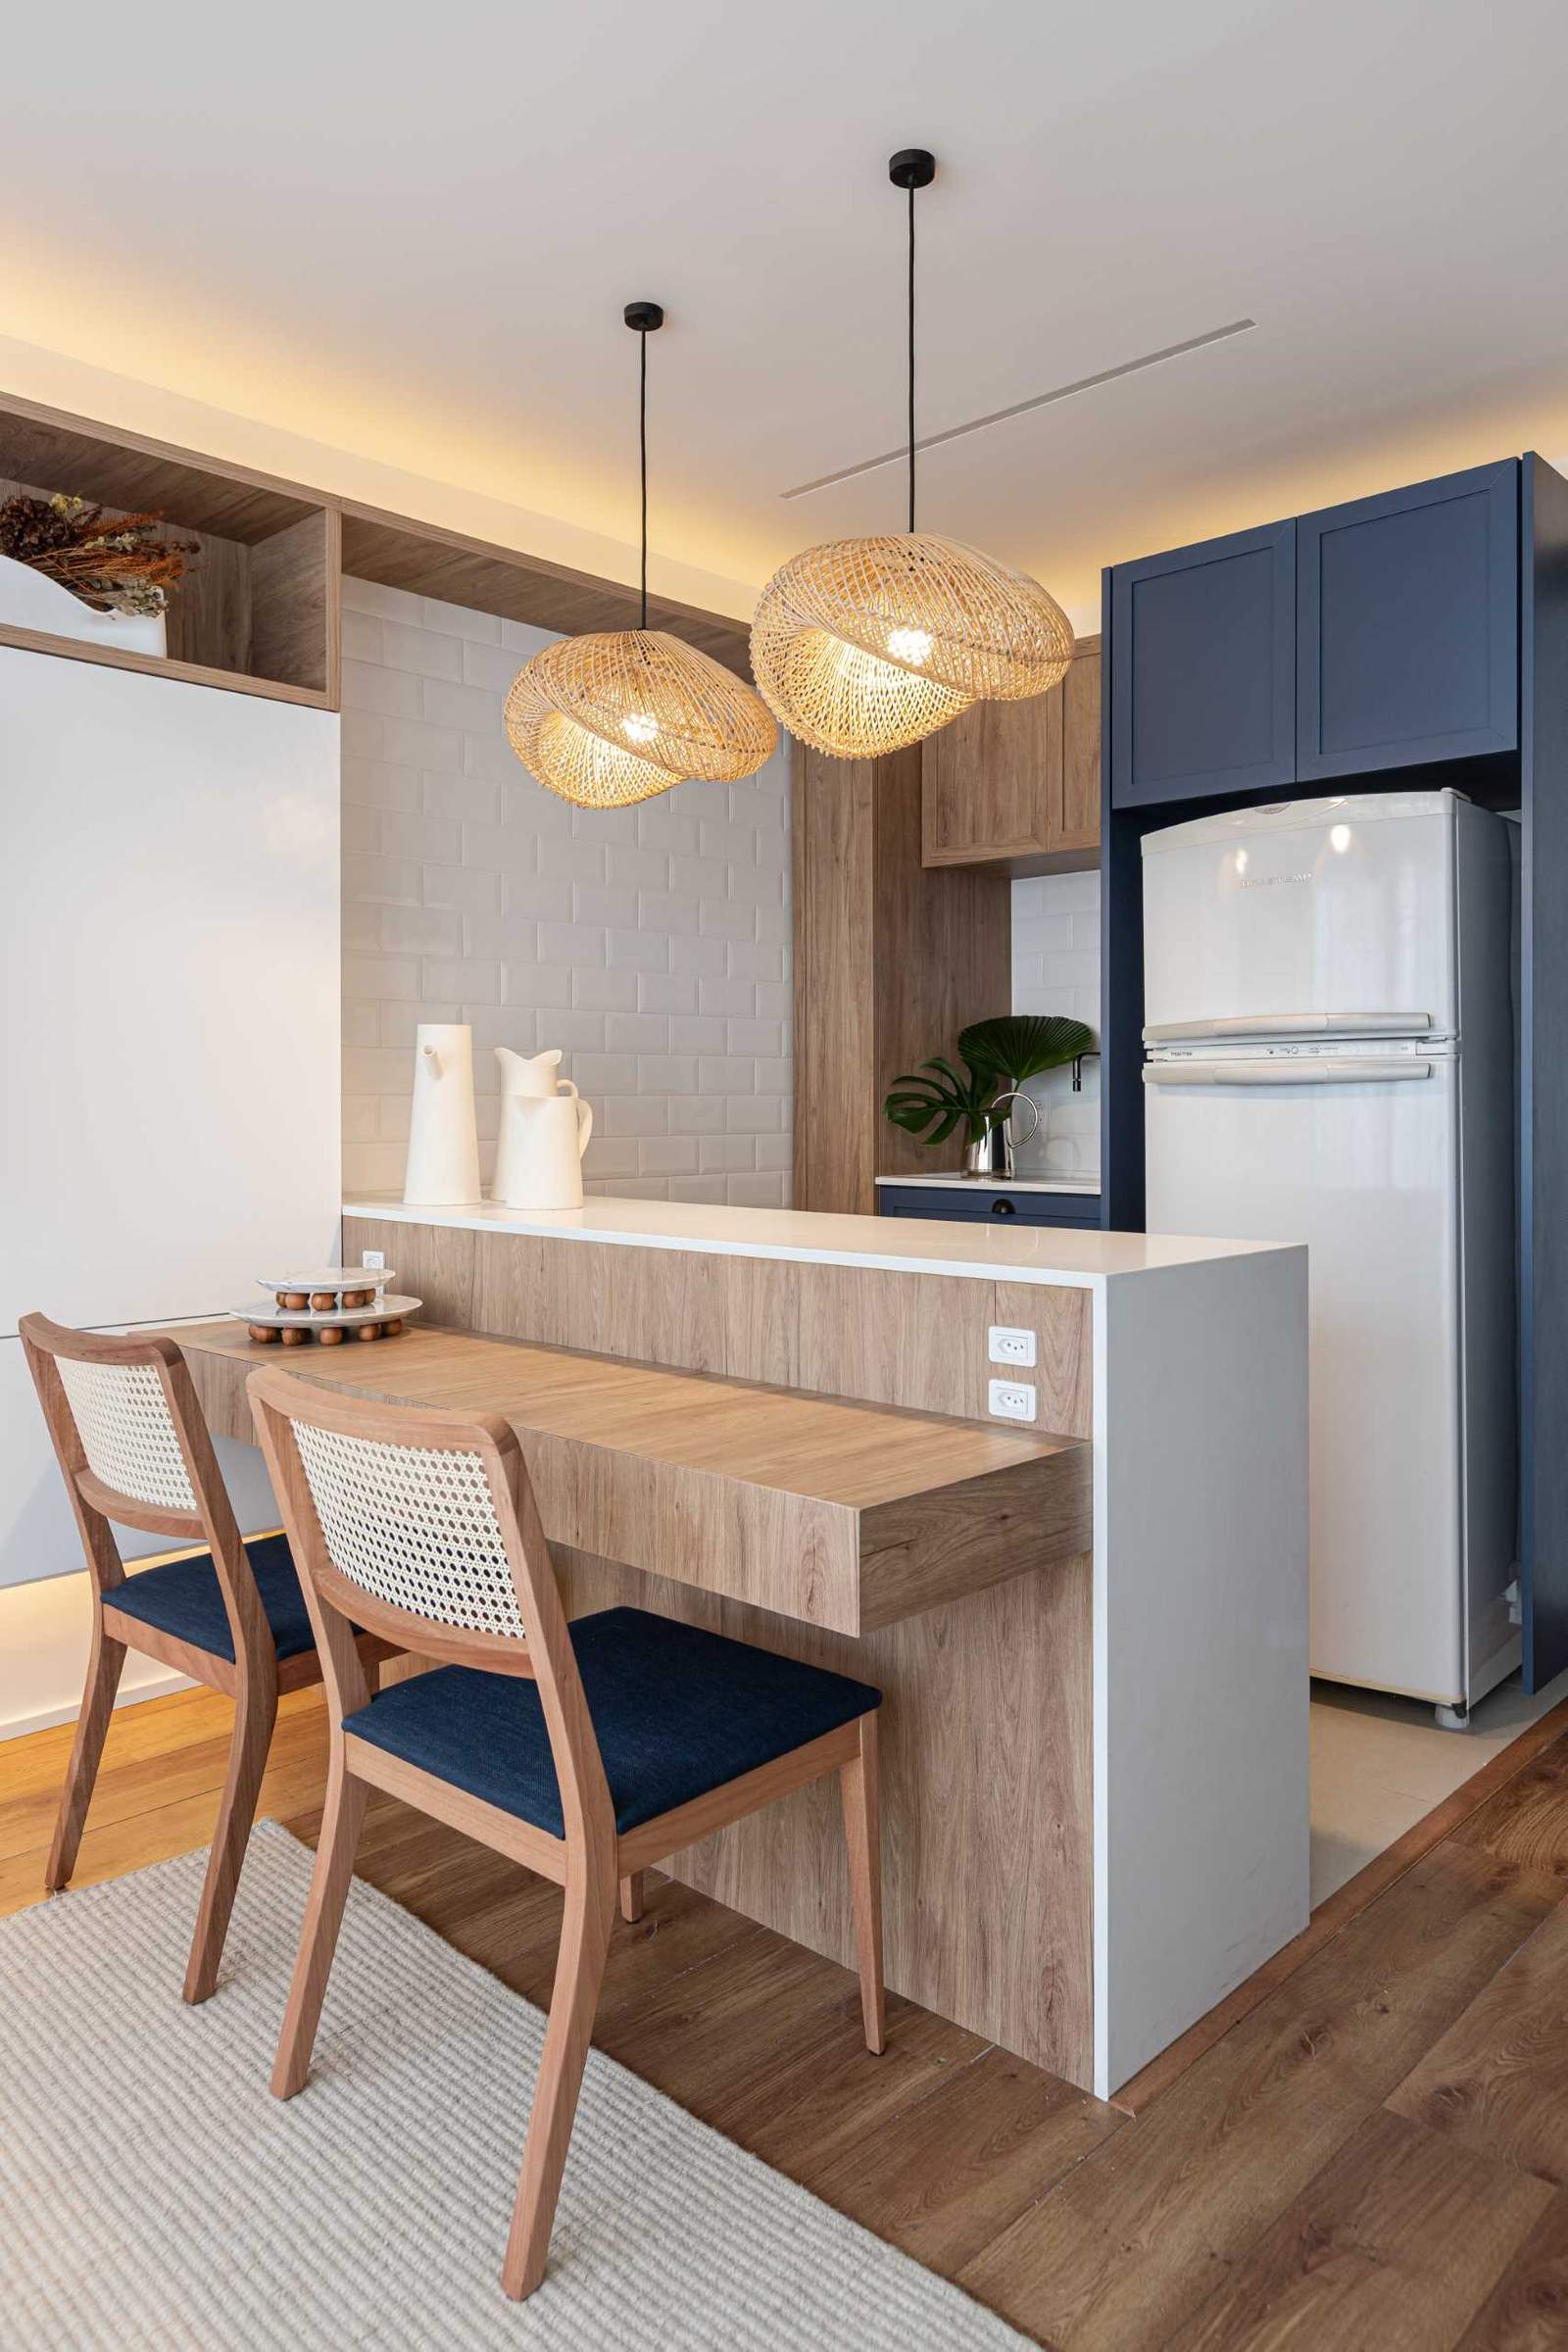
<box><xmin>20</xmin><ymin>1313</ymin><xmax>393</xmax><ymax>2003</ymax></box>
<box><xmin>248</xmin><ymin>1365</ymin><xmax>886</xmax><ymax>2303</ymax></box>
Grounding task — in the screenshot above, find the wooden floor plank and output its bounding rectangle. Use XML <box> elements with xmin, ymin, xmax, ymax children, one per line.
<box><xmin>1453</xmin><ymin>1738</ymin><xmax>1568</xmax><ymax>1876</ymax></box>
<box><xmin>739</xmin><ymin>2002</ymin><xmax>990</xmax><ymax>2182</ymax></box>
<box><xmin>956</xmin><ymin>1842</ymin><xmax>1562</xmax><ymax>2352</ymax></box>
<box><xmin>1388</xmin><ymin>1894</ymin><xmax>1568</xmax><ymax>2186</ymax></box>
<box><xmin>1453</xmin><ymin>2194</ymin><xmax>1568</xmax><ymax>2350</ymax></box>
<box><xmin>1164</xmin><ymin>2110</ymin><xmax>1551</xmax><ymax>2352</ymax></box>
<box><xmin>806</xmin><ymin>2044</ymin><xmax>1123</xmax><ymax>2275</ymax></box>
<box><xmin>1117</xmin><ymin>1691</ymin><xmax>1568</xmax><ymax>2116</ymax></box>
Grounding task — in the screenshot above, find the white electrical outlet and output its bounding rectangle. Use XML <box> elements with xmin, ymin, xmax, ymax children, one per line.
<box><xmin>989</xmin><ymin>1378</ymin><xmax>1038</xmax><ymax>1424</ymax></box>
<box><xmin>989</xmin><ymin>1325</ymin><xmax>1037</xmax><ymax>1368</ymax></box>
<box><xmin>361</xmin><ymin>1250</ymin><xmax>386</xmax><ymax>1271</ymax></box>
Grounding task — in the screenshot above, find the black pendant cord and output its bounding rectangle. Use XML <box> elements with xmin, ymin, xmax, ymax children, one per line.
<box><xmin>623</xmin><ymin>300</ymin><xmax>663</xmax><ymax>631</ymax></box>
<box><xmin>888</xmin><ymin>150</ymin><xmax>934</xmax><ymax>533</ymax></box>
<box><xmin>906</xmin><ymin>179</ymin><xmax>916</xmax><ymax>535</ymax></box>
<box><xmin>638</xmin><ymin>323</ymin><xmax>649</xmax><ymax>629</ymax></box>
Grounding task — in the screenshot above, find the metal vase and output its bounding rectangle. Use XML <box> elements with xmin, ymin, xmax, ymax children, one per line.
<box><xmin>962</xmin><ymin>1089</ymin><xmax>1041</xmax><ymax>1180</ymax></box>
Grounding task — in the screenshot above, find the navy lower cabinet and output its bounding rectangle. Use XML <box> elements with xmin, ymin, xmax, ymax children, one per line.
<box><xmin>1297</xmin><ymin>461</ymin><xmax>1519</xmax><ymax>778</ymax></box>
<box><xmin>1109</xmin><ymin>519</ymin><xmax>1297</xmax><ymax>808</ymax></box>
<box><xmin>876</xmin><ymin>1183</ymin><xmax>1102</xmax><ymax>1230</ymax></box>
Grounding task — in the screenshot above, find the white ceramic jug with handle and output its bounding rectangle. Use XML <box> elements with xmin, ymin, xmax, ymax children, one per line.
<box><xmin>495</xmin><ymin>1045</ymin><xmax>564</xmax><ymax>1100</ymax></box>
<box><xmin>495</xmin><ymin>1084</ymin><xmax>594</xmax><ymax>1210</ymax></box>
<box><xmin>403</xmin><ymin>1022</ymin><xmax>481</xmax><ymax>1206</ymax></box>
<box><xmin>493</xmin><ymin>1046</ymin><xmax>573</xmax><ymax>1202</ymax></box>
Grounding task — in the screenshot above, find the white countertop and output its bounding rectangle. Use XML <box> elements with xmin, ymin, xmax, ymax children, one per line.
<box><xmin>875</xmin><ymin>1173</ymin><xmax>1102</xmax><ymax>1195</ymax></box>
<box><xmin>343</xmin><ymin>1195</ymin><xmax>1294</xmax><ymax>1291</ymax></box>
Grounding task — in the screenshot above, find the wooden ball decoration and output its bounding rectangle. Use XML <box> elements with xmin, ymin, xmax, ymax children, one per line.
<box><xmin>280</xmin><ymin>1326</ymin><xmax>306</xmax><ymax>1347</ymax></box>
<box><xmin>279</xmin><ymin>1292</ymin><xmax>309</xmax><ymax>1311</ymax></box>
<box><xmin>342</xmin><ymin>1289</ymin><xmax>372</xmax><ymax>1308</ymax></box>
<box><xmin>310</xmin><ymin>1292</ymin><xmax>336</xmax><ymax>1311</ymax></box>
<box><xmin>247</xmin><ymin>1324</ymin><xmax>277</xmax><ymax>1344</ymax></box>
<box><xmin>356</xmin><ymin>1322</ymin><xmax>379</xmax><ymax>1342</ymax></box>
<box><xmin>382</xmin><ymin>1317</ymin><xmax>403</xmax><ymax>1338</ymax></box>
<box><xmin>318</xmin><ymin>1325</ymin><xmax>345</xmax><ymax>1346</ymax></box>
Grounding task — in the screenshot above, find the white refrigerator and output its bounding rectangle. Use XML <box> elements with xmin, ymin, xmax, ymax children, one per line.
<box><xmin>1142</xmin><ymin>790</ymin><xmax>1517</xmax><ymax>1715</ymax></box>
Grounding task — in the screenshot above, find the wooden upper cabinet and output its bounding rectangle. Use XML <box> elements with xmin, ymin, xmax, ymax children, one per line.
<box><xmin>1297</xmin><ymin>461</ymin><xmax>1519</xmax><ymax>779</ymax></box>
<box><xmin>921</xmin><ymin>637</ymin><xmax>1101</xmax><ymax>872</ymax></box>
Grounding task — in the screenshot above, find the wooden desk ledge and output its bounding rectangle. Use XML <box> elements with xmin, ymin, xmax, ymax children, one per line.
<box><xmin>171</xmin><ymin>1322</ymin><xmax>1091</xmax><ymax>1638</ymax></box>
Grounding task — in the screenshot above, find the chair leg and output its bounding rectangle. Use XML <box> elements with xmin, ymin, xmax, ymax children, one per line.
<box><xmin>502</xmin><ymin>1864</ymin><xmax>616</xmax><ymax>2301</ymax></box>
<box><xmin>618</xmin><ymin>1870</ymin><xmax>645</xmax><ymax>1924</ymax></box>
<box><xmin>270</xmin><ymin>1745</ymin><xmax>368</xmax><ymax>2099</ymax></box>
<box><xmin>840</xmin><ymin>1712</ymin><xmax>886</xmax><ymax>2055</ymax></box>
<box><xmin>44</xmin><ymin>1619</ymin><xmax>127</xmax><ymax>1891</ymax></box>
<box><xmin>182</xmin><ymin>1669</ymin><xmax>278</xmax><ymax>2006</ymax></box>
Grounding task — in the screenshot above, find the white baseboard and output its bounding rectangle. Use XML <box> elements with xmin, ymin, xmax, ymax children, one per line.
<box><xmin>0</xmin><ymin>1569</ymin><xmax>198</xmax><ymax>1740</ymax></box>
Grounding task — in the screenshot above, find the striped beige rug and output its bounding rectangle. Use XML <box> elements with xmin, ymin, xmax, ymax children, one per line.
<box><xmin>0</xmin><ymin>1822</ymin><xmax>1029</xmax><ymax>2349</ymax></box>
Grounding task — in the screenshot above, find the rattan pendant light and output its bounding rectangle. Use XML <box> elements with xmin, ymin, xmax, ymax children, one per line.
<box><xmin>506</xmin><ymin>303</ymin><xmax>776</xmax><ymax>808</ymax></box>
<box><xmin>751</xmin><ymin>150</ymin><xmax>1073</xmax><ymax>760</ymax></box>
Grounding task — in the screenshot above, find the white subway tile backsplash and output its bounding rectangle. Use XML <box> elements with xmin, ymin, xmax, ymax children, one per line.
<box><xmin>1010</xmin><ymin>868</ymin><xmax>1102</xmax><ymax>1181</ymax></box>
<box><xmin>380</xmin><ymin>905</ymin><xmax>464</xmax><ymax>957</ymax></box>
<box><xmin>340</xmin><ymin>579</ymin><xmax>791</xmax><ymax>1204</ymax></box>
<box><xmin>423</xmin><ymin>771</ymin><xmax>500</xmax><ymax>827</ymax></box>
<box><xmin>381</xmin><ymin>621</ymin><xmax>465</xmax><ymax>680</ymax></box>
<box><xmin>423</xmin><ymin>863</ymin><xmax>500</xmax><ymax>914</ymax></box>
<box><xmin>571</xmin><ymin>966</ymin><xmax>639</xmax><ymax>1012</ymax></box>
<box><xmin>606</xmin><ymin>927</ymin><xmax>671</xmax><ymax>972</ymax></box>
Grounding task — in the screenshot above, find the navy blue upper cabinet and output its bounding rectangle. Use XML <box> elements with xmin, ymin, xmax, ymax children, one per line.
<box><xmin>1297</xmin><ymin>463</ymin><xmax>1519</xmax><ymax>779</ymax></box>
<box><xmin>1109</xmin><ymin>520</ymin><xmax>1296</xmax><ymax>808</ymax></box>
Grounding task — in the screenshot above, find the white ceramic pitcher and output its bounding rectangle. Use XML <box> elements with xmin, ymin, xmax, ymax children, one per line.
<box><xmin>494</xmin><ymin>1084</ymin><xmax>594</xmax><ymax>1210</ymax></box>
<box><xmin>493</xmin><ymin>1046</ymin><xmax>572</xmax><ymax>1203</ymax></box>
<box><xmin>403</xmin><ymin>1022</ymin><xmax>481</xmax><ymax>1206</ymax></box>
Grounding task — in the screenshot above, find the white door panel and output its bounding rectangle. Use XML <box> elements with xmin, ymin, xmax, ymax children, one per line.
<box><xmin>1146</xmin><ymin>1057</ymin><xmax>1463</xmax><ymax>1702</ymax></box>
<box><xmin>1142</xmin><ymin>792</ymin><xmax>1459</xmax><ymax>1040</ymax></box>
<box><xmin>0</xmin><ymin>652</ymin><xmax>341</xmax><ymax>1337</ymax></box>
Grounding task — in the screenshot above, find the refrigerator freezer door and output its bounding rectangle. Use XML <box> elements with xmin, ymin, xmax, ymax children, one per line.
<box><xmin>1142</xmin><ymin>792</ymin><xmax>1460</xmax><ymax>1042</ymax></box>
<box><xmin>1145</xmin><ymin>1049</ymin><xmax>1463</xmax><ymax>1702</ymax></box>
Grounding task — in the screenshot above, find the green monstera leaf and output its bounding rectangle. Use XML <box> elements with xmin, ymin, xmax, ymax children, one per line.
<box><xmin>884</xmin><ymin>1054</ymin><xmax>1003</xmax><ymax>1148</ymax></box>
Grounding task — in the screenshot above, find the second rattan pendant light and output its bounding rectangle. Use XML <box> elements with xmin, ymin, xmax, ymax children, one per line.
<box><xmin>751</xmin><ymin>151</ymin><xmax>1073</xmax><ymax>760</ymax></box>
<box><xmin>505</xmin><ymin>303</ymin><xmax>776</xmax><ymax>808</ymax></box>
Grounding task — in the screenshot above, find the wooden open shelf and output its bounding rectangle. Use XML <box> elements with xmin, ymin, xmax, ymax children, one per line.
<box><xmin>0</xmin><ymin>393</ymin><xmax>338</xmax><ymax>708</ymax></box>
<box><xmin>0</xmin><ymin>388</ymin><xmax>753</xmax><ymax>710</ymax></box>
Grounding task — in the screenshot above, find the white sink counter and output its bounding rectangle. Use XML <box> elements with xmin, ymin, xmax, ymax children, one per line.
<box><xmin>341</xmin><ymin>1193</ymin><xmax>1286</xmax><ymax>1291</ymax></box>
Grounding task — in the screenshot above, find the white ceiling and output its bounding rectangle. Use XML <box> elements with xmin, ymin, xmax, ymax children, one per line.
<box><xmin>8</xmin><ymin>0</ymin><xmax>1568</xmax><ymax>630</ymax></box>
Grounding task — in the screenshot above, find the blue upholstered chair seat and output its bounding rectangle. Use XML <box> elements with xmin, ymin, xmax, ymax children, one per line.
<box><xmin>342</xmin><ymin>1605</ymin><xmax>882</xmax><ymax>1839</ymax></box>
<box><xmin>104</xmin><ymin>1533</ymin><xmax>317</xmax><ymax>1663</ymax></box>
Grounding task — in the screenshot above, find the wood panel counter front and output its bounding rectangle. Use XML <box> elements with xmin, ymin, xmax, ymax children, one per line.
<box><xmin>174</xmin><ymin>1321</ymin><xmax>1090</xmax><ymax>1637</ymax></box>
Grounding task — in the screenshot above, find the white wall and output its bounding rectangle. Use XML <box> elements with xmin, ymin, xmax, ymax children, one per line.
<box><xmin>339</xmin><ymin>578</ymin><xmax>793</xmax><ymax>1207</ymax></box>
<box><xmin>0</xmin><ymin>648</ymin><xmax>340</xmax><ymax>1733</ymax></box>
<box><xmin>1010</xmin><ymin>869</ymin><xmax>1102</xmax><ymax>1180</ymax></box>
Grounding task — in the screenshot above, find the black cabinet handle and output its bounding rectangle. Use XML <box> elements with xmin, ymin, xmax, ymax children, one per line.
<box><xmin>990</xmin><ymin>1198</ymin><xmax>1016</xmax><ymax>1217</ymax></box>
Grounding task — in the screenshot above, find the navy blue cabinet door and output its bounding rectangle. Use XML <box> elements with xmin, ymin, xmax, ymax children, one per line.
<box><xmin>1109</xmin><ymin>520</ymin><xmax>1296</xmax><ymax>808</ymax></box>
<box><xmin>1298</xmin><ymin>462</ymin><xmax>1518</xmax><ymax>779</ymax></box>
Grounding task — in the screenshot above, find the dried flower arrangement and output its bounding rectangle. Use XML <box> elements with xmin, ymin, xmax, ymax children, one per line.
<box><xmin>0</xmin><ymin>492</ymin><xmax>198</xmax><ymax>616</ymax></box>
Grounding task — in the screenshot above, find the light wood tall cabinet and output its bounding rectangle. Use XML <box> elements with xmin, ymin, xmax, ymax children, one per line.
<box><xmin>921</xmin><ymin>634</ymin><xmax>1102</xmax><ymax>871</ymax></box>
<box><xmin>792</xmin><ymin>740</ymin><xmax>1011</xmax><ymax>1212</ymax></box>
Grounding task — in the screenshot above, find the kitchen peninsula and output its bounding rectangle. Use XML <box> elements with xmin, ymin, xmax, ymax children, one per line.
<box><xmin>185</xmin><ymin>1198</ymin><xmax>1308</xmax><ymax>2100</ymax></box>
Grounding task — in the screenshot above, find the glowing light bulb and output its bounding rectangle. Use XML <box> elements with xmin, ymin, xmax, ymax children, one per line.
<box><xmin>622</xmin><ymin>712</ymin><xmax>659</xmax><ymax>746</ymax></box>
<box><xmin>886</xmin><ymin>625</ymin><xmax>933</xmax><ymax>667</ymax></box>
<box><xmin>1330</xmin><ymin>824</ymin><xmax>1351</xmax><ymax>854</ymax></box>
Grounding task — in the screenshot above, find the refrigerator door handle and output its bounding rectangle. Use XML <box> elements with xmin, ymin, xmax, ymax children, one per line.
<box><xmin>1143</xmin><ymin>1011</ymin><xmax>1434</xmax><ymax>1043</ymax></box>
<box><xmin>1143</xmin><ymin>1058</ymin><xmax>1435</xmax><ymax>1087</ymax></box>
